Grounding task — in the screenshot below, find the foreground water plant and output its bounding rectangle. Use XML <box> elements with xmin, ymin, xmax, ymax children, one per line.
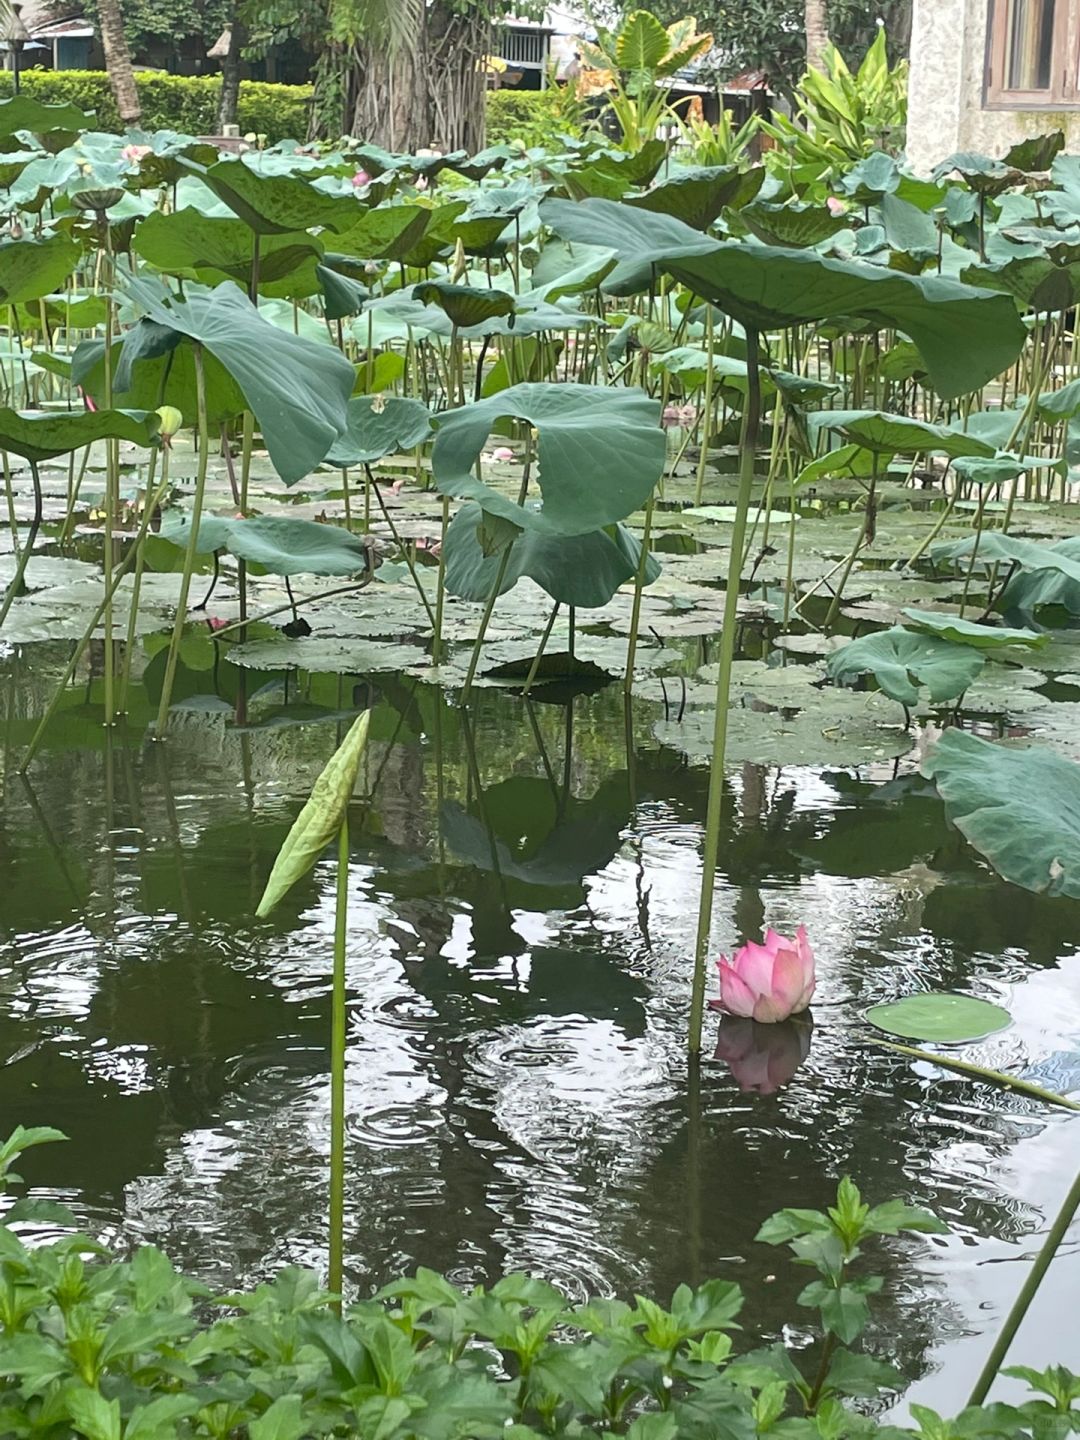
<box><xmin>9</xmin><ymin>1125</ymin><xmax>1070</xmax><ymax>1439</ymax></box>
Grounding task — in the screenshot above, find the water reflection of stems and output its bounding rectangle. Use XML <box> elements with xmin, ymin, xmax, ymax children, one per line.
<box><xmin>690</xmin><ymin>325</ymin><xmax>761</xmax><ymax>1056</ymax></box>
<box><xmin>968</xmin><ymin>1162</ymin><xmax>1080</xmax><ymax>1405</ymax></box>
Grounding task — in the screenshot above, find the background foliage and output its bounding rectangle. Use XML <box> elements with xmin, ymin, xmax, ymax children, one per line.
<box><xmin>0</xmin><ymin>70</ymin><xmax>312</xmax><ymax>141</ymax></box>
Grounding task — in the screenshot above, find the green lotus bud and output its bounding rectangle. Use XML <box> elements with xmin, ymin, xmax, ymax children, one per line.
<box><xmin>155</xmin><ymin>405</ymin><xmax>183</xmax><ymax>439</ymax></box>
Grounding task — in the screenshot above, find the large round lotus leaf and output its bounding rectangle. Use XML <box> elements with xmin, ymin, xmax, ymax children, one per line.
<box><xmin>923</xmin><ymin>727</ymin><xmax>1080</xmax><ymax>897</ymax></box>
<box><xmin>223</xmin><ymin>516</ymin><xmax>371</xmax><ymax>577</ymax></box>
<box><xmin>326</xmin><ymin>396</ymin><xmax>432</xmax><ymax>467</ymax></box>
<box><xmin>866</xmin><ymin>993</ymin><xmax>1011</xmax><ymax>1043</ymax></box>
<box><xmin>827</xmin><ymin>626</ymin><xmax>985</xmax><ymax>706</ymax></box>
<box><xmin>809</xmin><ymin>409</ymin><xmax>996</xmax><ymax>460</ymax></box>
<box><xmin>431</xmin><ymin>382</ymin><xmax>665</xmax><ymax>538</ymax></box>
<box><xmin>0</xmin><ymin>236</ymin><xmax>81</xmax><ymax>305</ymax></box>
<box><xmin>411</xmin><ymin>281</ymin><xmax>515</xmax><ymax>329</ymax></box>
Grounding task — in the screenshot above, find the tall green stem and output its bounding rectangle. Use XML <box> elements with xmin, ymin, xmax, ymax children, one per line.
<box><xmin>329</xmin><ymin>815</ymin><xmax>349</xmax><ymax>1310</ymax></box>
<box><xmin>154</xmin><ymin>346</ymin><xmax>209</xmax><ymax>739</ymax></box>
<box><xmin>689</xmin><ymin>327</ymin><xmax>760</xmax><ymax>1056</ymax></box>
<box><xmin>968</xmin><ymin>1161</ymin><xmax>1080</xmax><ymax>1406</ymax></box>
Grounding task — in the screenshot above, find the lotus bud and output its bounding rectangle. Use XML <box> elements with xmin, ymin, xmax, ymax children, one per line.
<box><xmin>155</xmin><ymin>404</ymin><xmax>183</xmax><ymax>440</ymax></box>
<box><xmin>709</xmin><ymin>927</ymin><xmax>816</xmax><ymax>1024</ymax></box>
<box><xmin>491</xmin><ymin>446</ymin><xmax>514</xmax><ymax>463</ymax></box>
<box><xmin>351</xmin><ymin>169</ymin><xmax>371</xmax><ymax>188</ymax></box>
<box><xmin>414</xmin><ymin>175</ymin><xmax>429</xmax><ymax>192</ymax></box>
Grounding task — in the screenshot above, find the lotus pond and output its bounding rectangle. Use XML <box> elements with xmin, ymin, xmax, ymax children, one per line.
<box><xmin>2</xmin><ymin>98</ymin><xmax>1080</xmax><ymax>1415</ymax></box>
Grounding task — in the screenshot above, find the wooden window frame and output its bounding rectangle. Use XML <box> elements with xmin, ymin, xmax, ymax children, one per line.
<box><xmin>985</xmin><ymin>0</ymin><xmax>1080</xmax><ymax>109</ymax></box>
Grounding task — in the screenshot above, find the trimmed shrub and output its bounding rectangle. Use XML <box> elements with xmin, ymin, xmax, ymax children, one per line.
<box><xmin>0</xmin><ymin>69</ymin><xmax>312</xmax><ymax>143</ymax></box>
<box><xmin>485</xmin><ymin>87</ymin><xmax>585</xmax><ymax>148</ymax></box>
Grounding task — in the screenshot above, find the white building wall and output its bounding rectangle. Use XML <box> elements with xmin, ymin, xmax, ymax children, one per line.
<box><xmin>906</xmin><ymin>0</ymin><xmax>1080</xmax><ymax>173</ymax></box>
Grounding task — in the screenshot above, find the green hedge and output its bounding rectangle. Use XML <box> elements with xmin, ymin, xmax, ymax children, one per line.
<box><xmin>0</xmin><ymin>69</ymin><xmax>312</xmax><ymax>143</ymax></box>
<box><xmin>485</xmin><ymin>87</ymin><xmax>584</xmax><ymax>147</ymax></box>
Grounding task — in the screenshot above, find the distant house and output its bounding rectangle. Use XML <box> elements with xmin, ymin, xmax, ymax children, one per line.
<box><xmin>906</xmin><ymin>0</ymin><xmax>1080</xmax><ymax>171</ymax></box>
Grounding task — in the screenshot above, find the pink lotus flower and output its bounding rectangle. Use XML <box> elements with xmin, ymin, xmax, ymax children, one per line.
<box><xmin>826</xmin><ymin>196</ymin><xmax>847</xmax><ymax>216</ymax></box>
<box><xmin>121</xmin><ymin>144</ymin><xmax>151</xmax><ymax>164</ymax></box>
<box><xmin>710</xmin><ymin>927</ymin><xmax>815</xmax><ymax>1023</ymax></box>
<box><xmin>491</xmin><ymin>446</ymin><xmax>514</xmax><ymax>462</ymax></box>
<box><xmin>351</xmin><ymin>169</ymin><xmax>371</xmax><ymax>188</ymax></box>
<box><xmin>713</xmin><ymin>1016</ymin><xmax>813</xmax><ymax>1094</ymax></box>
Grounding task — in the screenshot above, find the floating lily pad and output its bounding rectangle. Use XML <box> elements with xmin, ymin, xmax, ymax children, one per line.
<box><xmin>654</xmin><ymin>695</ymin><xmax>910</xmax><ymax>768</ymax></box>
<box><xmin>866</xmin><ymin>993</ymin><xmax>1012</xmax><ymax>1044</ymax></box>
<box><xmin>227</xmin><ymin>637</ymin><xmax>421</xmax><ymax>673</ymax></box>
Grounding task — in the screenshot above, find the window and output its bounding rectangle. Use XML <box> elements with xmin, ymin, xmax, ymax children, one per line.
<box><xmin>986</xmin><ymin>0</ymin><xmax>1080</xmax><ymax>107</ymax></box>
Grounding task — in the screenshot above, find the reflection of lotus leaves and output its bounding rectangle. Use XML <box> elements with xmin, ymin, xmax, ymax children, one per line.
<box><xmin>712</xmin><ymin>1016</ymin><xmax>813</xmax><ymax>1094</ymax></box>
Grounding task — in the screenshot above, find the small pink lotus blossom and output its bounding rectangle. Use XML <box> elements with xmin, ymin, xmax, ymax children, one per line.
<box><xmin>710</xmin><ymin>927</ymin><xmax>815</xmax><ymax>1023</ymax></box>
<box><xmin>79</xmin><ymin>386</ymin><xmax>97</xmax><ymax>413</ymax></box>
<box><xmin>662</xmin><ymin>402</ymin><xmax>697</xmax><ymax>429</ymax></box>
<box><xmin>826</xmin><ymin>196</ymin><xmax>847</xmax><ymax>216</ymax></box>
<box><xmin>351</xmin><ymin>169</ymin><xmax>371</xmax><ymax>188</ymax></box>
<box><xmin>491</xmin><ymin>446</ymin><xmax>514</xmax><ymax>463</ymax></box>
<box><xmin>206</xmin><ymin>616</ymin><xmax>229</xmax><ymax>631</ymax></box>
<box><xmin>121</xmin><ymin>144</ymin><xmax>151</xmax><ymax>164</ymax></box>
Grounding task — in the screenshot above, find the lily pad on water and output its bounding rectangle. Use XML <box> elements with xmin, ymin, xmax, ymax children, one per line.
<box><xmin>227</xmin><ymin>637</ymin><xmax>421</xmax><ymax>673</ymax></box>
<box><xmin>923</xmin><ymin>727</ymin><xmax>1080</xmax><ymax>898</ymax></box>
<box><xmin>866</xmin><ymin>993</ymin><xmax>1011</xmax><ymax>1044</ymax></box>
<box><xmin>654</xmin><ymin>694</ymin><xmax>910</xmax><ymax>768</ymax></box>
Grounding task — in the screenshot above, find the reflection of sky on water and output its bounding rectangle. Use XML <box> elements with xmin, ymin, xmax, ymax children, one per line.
<box><xmin>0</xmin><ymin>676</ymin><xmax>1078</xmax><ymax>1412</ymax></box>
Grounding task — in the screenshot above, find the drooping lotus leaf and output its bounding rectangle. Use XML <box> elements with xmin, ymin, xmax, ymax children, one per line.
<box><xmin>0</xmin><ymin>407</ymin><xmax>160</xmax><ymax>462</ymax></box>
<box><xmin>997</xmin><ymin>536</ymin><xmax>1080</xmax><ymax>616</ymax></box>
<box><xmin>795</xmin><ymin>444</ymin><xmax>881</xmax><ymax>488</ymax></box>
<box><xmin>866</xmin><ymin>993</ymin><xmax>1012</xmax><ymax>1043</ymax></box>
<box><xmin>0</xmin><ymin>96</ymin><xmax>92</xmax><ymax>136</ymax></box>
<box><xmin>132</xmin><ymin>209</ymin><xmax>322</xmax><ymax>290</ymax></box>
<box><xmin>326</xmin><ymin>396</ymin><xmax>432</xmax><ymax>467</ymax></box>
<box><xmin>540</xmin><ymin>198</ymin><xmax>1028</xmax><ymax>398</ymax></box>
<box><xmin>933</xmin><ymin>533</ymin><xmax>1080</xmax><ymax>585</ymax></box>
<box><xmin>900</xmin><ymin>609</ymin><xmax>1048</xmax><ymax>650</ymax></box>
<box><xmin>412</xmin><ymin>282</ymin><xmax>516</xmax><ymax>330</ymax></box>
<box><xmin>72</xmin><ymin>334</ymin><xmax>247</xmax><ymax>430</ymax></box>
<box><xmin>923</xmin><ymin>727</ymin><xmax>1080</xmax><ymax>898</ymax></box>
<box><xmin>447</xmin><ymin>144</ymin><xmax>516</xmax><ymax>181</ymax></box>
<box><xmin>178</xmin><ymin>155</ymin><xmax>362</xmax><ymax>235</ymax></box>
<box><xmin>117</xmin><ymin>277</ymin><xmax>352</xmax><ymax>485</ymax></box>
<box><xmin>878</xmin><ymin>194</ymin><xmax>938</xmax><ymax>256</ymax></box>
<box><xmin>838</xmin><ymin>151</ymin><xmax>901</xmax><ymax>202</ymax></box>
<box><xmin>529</xmin><ymin>241</ymin><xmax>618</xmax><ymax>301</ymax></box>
<box><xmin>431</xmin><ymin>382</ymin><xmax>665</xmax><ymax>537</ymax></box>
<box><xmin>443</xmin><ymin>500</ymin><xmax>660</xmax><ymax>608</ymax></box>
<box><xmin>933</xmin><ymin>151</ymin><xmax>1015</xmax><ymax>195</ymax></box>
<box><xmin>332</xmin><ymin>207</ymin><xmax>433</xmax><ymax>262</ymax></box>
<box><xmin>740</xmin><ymin>200</ymin><xmax>849</xmax><ymax>249</ymax></box>
<box><xmin>808</xmin><ymin>410</ymin><xmax>997</xmax><ymax>460</ymax></box>
<box><xmin>1003</xmin><ymin>132</ymin><xmax>1065</xmax><ymax>173</ymax></box>
<box><xmin>161</xmin><ymin>511</ymin><xmax>371</xmax><ymax>576</ymax></box>
<box><xmin>627</xmin><ymin>165</ymin><xmax>764</xmax><ymax>231</ymax></box>
<box><xmin>0</xmin><ymin>236</ymin><xmax>82</xmax><ymax>306</ymax></box>
<box><xmin>316</xmin><ymin>263</ymin><xmax>370</xmax><ymax>320</ymax></box>
<box><xmin>961</xmin><ymin>255</ymin><xmax>1080</xmax><ymax>313</ymax></box>
<box><xmin>827</xmin><ymin>626</ymin><xmax>986</xmax><ymax>705</ymax></box>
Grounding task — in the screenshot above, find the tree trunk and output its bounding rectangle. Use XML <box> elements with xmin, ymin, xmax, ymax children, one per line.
<box><xmin>217</xmin><ymin>21</ymin><xmax>244</xmax><ymax>131</ymax></box>
<box><xmin>345</xmin><ymin>0</ymin><xmax>491</xmax><ymax>153</ymax></box>
<box><xmin>804</xmin><ymin>0</ymin><xmax>830</xmax><ymax>72</ymax></box>
<box><xmin>97</xmin><ymin>0</ymin><xmax>141</xmax><ymax>127</ymax></box>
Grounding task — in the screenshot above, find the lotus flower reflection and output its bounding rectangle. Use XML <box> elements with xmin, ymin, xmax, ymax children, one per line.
<box><xmin>710</xmin><ymin>927</ymin><xmax>815</xmax><ymax>1023</ymax></box>
<box><xmin>713</xmin><ymin>1016</ymin><xmax>813</xmax><ymax>1095</ymax></box>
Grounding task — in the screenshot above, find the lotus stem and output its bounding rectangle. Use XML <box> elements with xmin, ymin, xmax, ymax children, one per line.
<box><xmin>623</xmin><ymin>495</ymin><xmax>655</xmax><ymax>697</ymax></box>
<box><xmin>0</xmin><ymin>458</ymin><xmax>42</xmax><ymax>630</ymax></box>
<box><xmin>154</xmin><ymin>345</ymin><xmax>210</xmax><ymax>739</ymax></box>
<box><xmin>689</xmin><ymin>325</ymin><xmax>761</xmax><ymax>1056</ymax></box>
<box><xmin>968</xmin><ymin>1161</ymin><xmax>1080</xmax><ymax>1406</ymax></box>
<box><xmin>118</xmin><ymin>443</ymin><xmax>163</xmax><ymax>715</ymax></box>
<box><xmin>329</xmin><ymin>814</ymin><xmax>349</xmax><ymax>1312</ymax></box>
<box><xmin>869</xmin><ymin>1038</ymin><xmax>1080</xmax><ymax>1112</ymax></box>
